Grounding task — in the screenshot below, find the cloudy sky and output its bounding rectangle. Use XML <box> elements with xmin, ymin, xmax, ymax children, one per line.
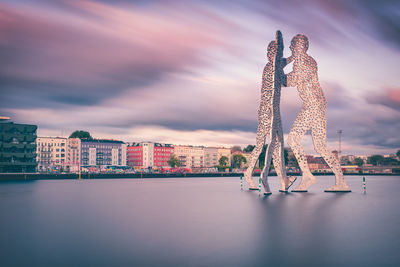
<box><xmin>1</xmin><ymin>0</ymin><xmax>399</xmax><ymax>155</ymax></box>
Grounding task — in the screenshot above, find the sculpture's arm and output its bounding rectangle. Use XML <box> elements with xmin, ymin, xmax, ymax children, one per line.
<box><xmin>279</xmin><ymin>57</ymin><xmax>294</xmax><ymax>87</ymax></box>
<box><xmin>285</xmin><ymin>71</ymin><xmax>297</xmax><ymax>87</ymax></box>
<box><xmin>282</xmin><ymin>56</ymin><xmax>294</xmax><ymax>66</ymax></box>
<box><xmin>286</xmin><ymin>56</ymin><xmax>294</xmax><ymax>64</ymax></box>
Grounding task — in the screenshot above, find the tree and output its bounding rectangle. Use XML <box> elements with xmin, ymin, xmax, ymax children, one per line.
<box><xmin>397</xmin><ymin>150</ymin><xmax>400</xmax><ymax>158</ymax></box>
<box><xmin>232</xmin><ymin>154</ymin><xmax>247</xmax><ymax>168</ymax></box>
<box><xmin>353</xmin><ymin>157</ymin><xmax>364</xmax><ymax>167</ymax></box>
<box><xmin>382</xmin><ymin>157</ymin><xmax>399</xmax><ymax>166</ymax></box>
<box><xmin>258</xmin><ymin>145</ymin><xmax>268</xmax><ymax>168</ymax></box>
<box><xmin>231</xmin><ymin>146</ymin><xmax>242</xmax><ymax>152</ymax></box>
<box><xmin>243</xmin><ymin>145</ymin><xmax>255</xmax><ymax>153</ymax></box>
<box><xmin>219</xmin><ymin>156</ymin><xmax>229</xmax><ymax>167</ymax></box>
<box><xmin>167</xmin><ymin>154</ymin><xmax>181</xmax><ymax>168</ymax></box>
<box><xmin>369</xmin><ymin>155</ymin><xmax>384</xmax><ymax>166</ymax></box>
<box><xmin>284</xmin><ymin>148</ymin><xmax>289</xmax><ymax>165</ymax></box>
<box><xmin>69</xmin><ymin>130</ymin><xmax>93</xmax><ymax>140</ymax></box>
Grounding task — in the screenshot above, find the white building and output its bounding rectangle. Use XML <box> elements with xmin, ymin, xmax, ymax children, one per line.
<box><xmin>174</xmin><ymin>145</ymin><xmax>191</xmax><ymax>167</ymax></box>
<box><xmin>173</xmin><ymin>145</ymin><xmax>205</xmax><ymax>168</ymax></box>
<box><xmin>36</xmin><ymin>137</ymin><xmax>67</xmax><ymax>172</ymax></box>
<box><xmin>189</xmin><ymin>146</ymin><xmax>205</xmax><ymax>168</ymax></box>
<box><xmin>204</xmin><ymin>147</ymin><xmax>219</xmax><ymax>167</ymax></box>
<box><xmin>217</xmin><ymin>147</ymin><xmax>232</xmax><ymax>166</ymax></box>
<box><xmin>66</xmin><ymin>138</ymin><xmax>81</xmax><ymax>172</ymax></box>
<box><xmin>142</xmin><ymin>142</ymin><xmax>155</xmax><ymax>168</ymax></box>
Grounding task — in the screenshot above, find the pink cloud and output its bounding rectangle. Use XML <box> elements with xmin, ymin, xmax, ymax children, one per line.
<box><xmin>0</xmin><ymin>0</ymin><xmax>237</xmax><ymax>86</ymax></box>
<box><xmin>386</xmin><ymin>87</ymin><xmax>400</xmax><ymax>103</ymax></box>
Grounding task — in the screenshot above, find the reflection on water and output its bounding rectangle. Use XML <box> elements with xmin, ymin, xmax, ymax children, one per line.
<box><xmin>0</xmin><ymin>176</ymin><xmax>399</xmax><ymax>267</ymax></box>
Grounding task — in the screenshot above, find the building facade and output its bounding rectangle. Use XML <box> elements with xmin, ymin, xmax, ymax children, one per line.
<box><xmin>189</xmin><ymin>146</ymin><xmax>205</xmax><ymax>168</ymax></box>
<box><xmin>127</xmin><ymin>142</ymin><xmax>173</xmax><ymax>168</ymax></box>
<box><xmin>66</xmin><ymin>138</ymin><xmax>81</xmax><ymax>172</ymax></box>
<box><xmin>154</xmin><ymin>143</ymin><xmax>173</xmax><ymax>167</ymax></box>
<box><xmin>0</xmin><ymin>120</ymin><xmax>37</xmax><ymax>173</ymax></box>
<box><xmin>241</xmin><ymin>152</ymin><xmax>252</xmax><ymax>168</ymax></box>
<box><xmin>127</xmin><ymin>143</ymin><xmax>143</xmax><ymax>167</ymax></box>
<box><xmin>173</xmin><ymin>145</ymin><xmax>191</xmax><ymax>167</ymax></box>
<box><xmin>307</xmin><ymin>155</ymin><xmax>329</xmax><ymax>172</ymax></box>
<box><xmin>36</xmin><ymin>137</ymin><xmax>67</xmax><ymax>172</ymax></box>
<box><xmin>204</xmin><ymin>147</ymin><xmax>218</xmax><ymax>167</ymax></box>
<box><xmin>217</xmin><ymin>147</ymin><xmax>232</xmax><ymax>166</ymax></box>
<box><xmin>81</xmin><ymin>140</ymin><xmax>127</xmax><ymax>167</ymax></box>
<box><xmin>173</xmin><ymin>145</ymin><xmax>205</xmax><ymax>168</ymax></box>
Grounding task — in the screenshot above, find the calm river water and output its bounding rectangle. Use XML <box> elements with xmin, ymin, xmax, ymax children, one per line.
<box><xmin>0</xmin><ymin>176</ymin><xmax>399</xmax><ymax>267</ymax></box>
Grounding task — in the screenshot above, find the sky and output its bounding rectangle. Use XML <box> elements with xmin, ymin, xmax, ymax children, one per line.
<box><xmin>0</xmin><ymin>0</ymin><xmax>399</xmax><ymax>155</ymax></box>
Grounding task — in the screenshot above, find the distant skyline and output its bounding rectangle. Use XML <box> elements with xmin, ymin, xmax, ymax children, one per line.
<box><xmin>1</xmin><ymin>0</ymin><xmax>399</xmax><ymax>155</ymax></box>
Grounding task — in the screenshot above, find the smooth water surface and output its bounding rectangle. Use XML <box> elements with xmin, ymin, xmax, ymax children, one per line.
<box><xmin>0</xmin><ymin>176</ymin><xmax>399</xmax><ymax>267</ymax></box>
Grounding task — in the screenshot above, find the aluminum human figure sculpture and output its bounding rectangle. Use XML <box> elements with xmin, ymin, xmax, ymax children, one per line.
<box><xmin>244</xmin><ymin>31</ymin><xmax>296</xmax><ymax>193</ymax></box>
<box><xmin>286</xmin><ymin>34</ymin><xmax>351</xmax><ymax>192</ymax></box>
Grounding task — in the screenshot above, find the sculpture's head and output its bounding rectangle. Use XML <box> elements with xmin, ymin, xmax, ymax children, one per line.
<box><xmin>267</xmin><ymin>41</ymin><xmax>277</xmax><ymax>62</ymax></box>
<box><xmin>290</xmin><ymin>34</ymin><xmax>309</xmax><ymax>56</ymax></box>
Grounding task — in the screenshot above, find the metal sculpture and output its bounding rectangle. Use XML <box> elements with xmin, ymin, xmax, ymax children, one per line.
<box><xmin>286</xmin><ymin>34</ymin><xmax>351</xmax><ymax>192</ymax></box>
<box><xmin>244</xmin><ymin>31</ymin><xmax>296</xmax><ymax>193</ymax></box>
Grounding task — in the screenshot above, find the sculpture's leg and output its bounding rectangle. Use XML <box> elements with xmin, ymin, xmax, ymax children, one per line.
<box><xmin>244</xmin><ymin>125</ymin><xmax>266</xmax><ymax>189</ymax></box>
<box><xmin>311</xmin><ymin>113</ymin><xmax>350</xmax><ymax>192</ymax></box>
<box><xmin>288</xmin><ymin>108</ymin><xmax>316</xmax><ymax>191</ymax></box>
<box><xmin>273</xmin><ymin>123</ymin><xmax>296</xmax><ymax>191</ymax></box>
<box><xmin>261</xmin><ymin>133</ymin><xmax>275</xmax><ymax>193</ymax></box>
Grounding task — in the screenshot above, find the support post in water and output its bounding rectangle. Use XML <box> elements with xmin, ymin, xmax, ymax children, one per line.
<box><xmin>240</xmin><ymin>176</ymin><xmax>243</xmax><ymax>190</ymax></box>
<box><xmin>363</xmin><ymin>176</ymin><xmax>366</xmax><ymax>194</ymax></box>
<box><xmin>259</xmin><ymin>177</ymin><xmax>262</xmax><ymax>196</ymax></box>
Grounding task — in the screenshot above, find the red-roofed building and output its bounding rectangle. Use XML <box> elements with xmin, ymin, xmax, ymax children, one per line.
<box><xmin>127</xmin><ymin>142</ymin><xmax>173</xmax><ymax>168</ymax></box>
<box><xmin>154</xmin><ymin>143</ymin><xmax>174</xmax><ymax>167</ymax></box>
<box><xmin>127</xmin><ymin>143</ymin><xmax>143</xmax><ymax>167</ymax></box>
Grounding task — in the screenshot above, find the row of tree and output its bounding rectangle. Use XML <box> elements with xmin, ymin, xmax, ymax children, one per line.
<box><xmin>350</xmin><ymin>152</ymin><xmax>400</xmax><ymax>167</ymax></box>
<box><xmin>167</xmin><ymin>144</ymin><xmax>299</xmax><ymax>170</ymax></box>
<box><xmin>166</xmin><ymin>154</ymin><xmax>247</xmax><ymax>169</ymax></box>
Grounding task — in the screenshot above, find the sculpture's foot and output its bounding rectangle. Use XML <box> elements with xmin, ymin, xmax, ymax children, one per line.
<box><xmin>278</xmin><ymin>189</ymin><xmax>289</xmax><ymax>193</ymax></box>
<box><xmin>245</xmin><ymin>175</ymin><xmax>257</xmax><ymax>190</ymax></box>
<box><xmin>324</xmin><ymin>184</ymin><xmax>351</xmax><ymax>192</ymax></box>
<box><xmin>292</xmin><ymin>174</ymin><xmax>316</xmax><ymax>192</ymax></box>
<box><xmin>280</xmin><ymin>176</ymin><xmax>297</xmax><ymax>191</ymax></box>
<box><xmin>264</xmin><ymin>192</ymin><xmax>272</xmax><ymax>196</ymax></box>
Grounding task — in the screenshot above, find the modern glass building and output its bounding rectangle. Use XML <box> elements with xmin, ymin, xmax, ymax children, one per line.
<box><xmin>0</xmin><ymin>119</ymin><xmax>38</xmax><ymax>173</ymax></box>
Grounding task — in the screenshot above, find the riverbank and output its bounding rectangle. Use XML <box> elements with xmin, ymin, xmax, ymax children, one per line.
<box><xmin>0</xmin><ymin>172</ymin><xmax>398</xmax><ymax>181</ymax></box>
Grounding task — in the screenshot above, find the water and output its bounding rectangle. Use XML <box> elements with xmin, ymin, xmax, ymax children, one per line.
<box><xmin>0</xmin><ymin>176</ymin><xmax>399</xmax><ymax>267</ymax></box>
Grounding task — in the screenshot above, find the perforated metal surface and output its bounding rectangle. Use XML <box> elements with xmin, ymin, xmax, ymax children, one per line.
<box><xmin>245</xmin><ymin>32</ymin><xmax>350</xmax><ymax>192</ymax></box>
<box><xmin>244</xmin><ymin>31</ymin><xmax>291</xmax><ymax>191</ymax></box>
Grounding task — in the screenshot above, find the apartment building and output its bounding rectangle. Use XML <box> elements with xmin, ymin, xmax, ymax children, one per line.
<box><xmin>204</xmin><ymin>147</ymin><xmax>218</xmax><ymax>167</ymax></box>
<box><xmin>127</xmin><ymin>142</ymin><xmax>173</xmax><ymax>168</ymax></box>
<box><xmin>36</xmin><ymin>137</ymin><xmax>67</xmax><ymax>172</ymax></box>
<box><xmin>81</xmin><ymin>139</ymin><xmax>127</xmax><ymax>167</ymax></box>
<box><xmin>173</xmin><ymin>145</ymin><xmax>205</xmax><ymax>168</ymax></box>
